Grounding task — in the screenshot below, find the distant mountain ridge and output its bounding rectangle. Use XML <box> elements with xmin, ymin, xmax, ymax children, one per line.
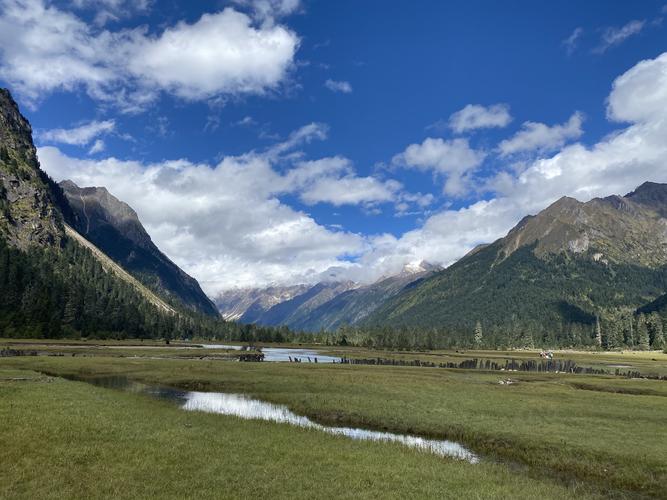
<box><xmin>255</xmin><ymin>281</ymin><xmax>358</xmax><ymax>328</ymax></box>
<box><xmin>60</xmin><ymin>180</ymin><xmax>219</xmax><ymax>317</ymax></box>
<box><xmin>287</xmin><ymin>262</ymin><xmax>442</xmax><ymax>332</ymax></box>
<box><xmin>216</xmin><ymin>262</ymin><xmax>442</xmax><ymax>331</ymax></box>
<box><xmin>216</xmin><ymin>284</ymin><xmax>310</xmax><ymax>321</ymax></box>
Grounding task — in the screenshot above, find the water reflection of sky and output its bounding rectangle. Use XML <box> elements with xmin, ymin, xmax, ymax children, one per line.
<box><xmin>68</xmin><ymin>374</ymin><xmax>478</xmax><ymax>463</ymax></box>
<box><xmin>183</xmin><ymin>391</ymin><xmax>478</xmax><ymax>463</ymax></box>
<box><xmin>201</xmin><ymin>345</ymin><xmax>341</xmax><ymax>363</ymax></box>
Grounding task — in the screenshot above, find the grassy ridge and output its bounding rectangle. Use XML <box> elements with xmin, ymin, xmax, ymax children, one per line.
<box><xmin>2</xmin><ymin>354</ymin><xmax>666</xmax><ymax>497</ymax></box>
<box><xmin>0</xmin><ymin>368</ymin><xmax>585</xmax><ymax>499</ymax></box>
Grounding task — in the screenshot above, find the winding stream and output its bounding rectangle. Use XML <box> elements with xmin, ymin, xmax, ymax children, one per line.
<box><xmin>66</xmin><ymin>374</ymin><xmax>478</xmax><ymax>463</ymax></box>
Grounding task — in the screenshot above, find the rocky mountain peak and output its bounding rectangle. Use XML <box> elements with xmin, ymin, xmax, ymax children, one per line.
<box><xmin>0</xmin><ymin>88</ymin><xmax>64</xmax><ymax>248</ymax></box>
<box><xmin>624</xmin><ymin>181</ymin><xmax>667</xmax><ymax>217</ymax></box>
<box><xmin>498</xmin><ymin>183</ymin><xmax>667</xmax><ymax>267</ymax></box>
<box><xmin>60</xmin><ymin>180</ymin><xmax>151</xmax><ymax>249</ymax></box>
<box><xmin>60</xmin><ymin>179</ymin><xmax>219</xmax><ymax>316</ymax></box>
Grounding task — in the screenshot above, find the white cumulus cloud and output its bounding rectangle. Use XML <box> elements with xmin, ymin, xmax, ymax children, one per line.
<box><xmin>448</xmin><ymin>103</ymin><xmax>512</xmax><ymax>133</ymax></box>
<box><xmin>301</xmin><ymin>176</ymin><xmax>400</xmax><ymax>207</ymax></box>
<box><xmin>128</xmin><ymin>9</ymin><xmax>299</xmax><ymax>100</ymax></box>
<box><xmin>393</xmin><ymin>137</ymin><xmax>485</xmax><ymax>196</ymax></box>
<box><xmin>498</xmin><ymin>112</ymin><xmax>584</xmax><ymax>156</ymax></box>
<box><xmin>606</xmin><ymin>52</ymin><xmax>667</xmax><ymax>123</ymax></box>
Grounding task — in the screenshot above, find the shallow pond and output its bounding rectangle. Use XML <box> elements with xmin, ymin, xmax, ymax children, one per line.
<box><xmin>201</xmin><ymin>344</ymin><xmax>341</xmax><ymax>363</ymax></box>
<box><xmin>65</xmin><ymin>374</ymin><xmax>478</xmax><ymax>463</ymax></box>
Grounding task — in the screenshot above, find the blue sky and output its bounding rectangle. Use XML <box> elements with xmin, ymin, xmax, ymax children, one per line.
<box><xmin>1</xmin><ymin>0</ymin><xmax>666</xmax><ymax>293</ymax></box>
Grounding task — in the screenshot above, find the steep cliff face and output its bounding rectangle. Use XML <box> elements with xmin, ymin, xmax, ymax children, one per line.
<box><xmin>0</xmin><ymin>89</ymin><xmax>65</xmax><ymax>248</ymax></box>
<box><xmin>60</xmin><ymin>180</ymin><xmax>219</xmax><ymax>317</ymax></box>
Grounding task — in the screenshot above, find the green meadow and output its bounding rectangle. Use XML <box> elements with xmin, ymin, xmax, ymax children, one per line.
<box><xmin>1</xmin><ymin>344</ymin><xmax>666</xmax><ymax>498</ymax></box>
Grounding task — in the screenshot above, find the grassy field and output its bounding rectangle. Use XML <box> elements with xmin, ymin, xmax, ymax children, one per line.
<box><xmin>2</xmin><ymin>347</ymin><xmax>666</xmax><ymax>498</ymax></box>
<box><xmin>0</xmin><ymin>338</ymin><xmax>242</xmax><ymax>360</ymax></box>
<box><xmin>1</xmin><ymin>367</ymin><xmax>590</xmax><ymax>500</ymax></box>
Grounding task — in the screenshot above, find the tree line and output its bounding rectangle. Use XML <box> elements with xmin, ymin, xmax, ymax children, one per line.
<box><xmin>299</xmin><ymin>311</ymin><xmax>666</xmax><ymax>351</ymax></box>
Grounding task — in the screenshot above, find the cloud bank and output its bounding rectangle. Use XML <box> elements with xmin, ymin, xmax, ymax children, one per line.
<box><xmin>0</xmin><ymin>0</ymin><xmax>300</xmax><ymax>110</ymax></box>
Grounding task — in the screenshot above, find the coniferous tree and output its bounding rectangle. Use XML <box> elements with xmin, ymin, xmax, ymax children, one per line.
<box><xmin>636</xmin><ymin>314</ymin><xmax>650</xmax><ymax>351</ymax></box>
<box><xmin>605</xmin><ymin>316</ymin><xmax>624</xmax><ymax>350</ymax></box>
<box><xmin>473</xmin><ymin>321</ymin><xmax>483</xmax><ymax>348</ymax></box>
<box><xmin>647</xmin><ymin>313</ymin><xmax>664</xmax><ymax>350</ymax></box>
<box><xmin>624</xmin><ymin>314</ymin><xmax>635</xmax><ymax>348</ymax></box>
<box><xmin>520</xmin><ymin>330</ymin><xmax>534</xmax><ymax>349</ymax></box>
<box><xmin>594</xmin><ymin>315</ymin><xmax>602</xmax><ymax>348</ymax></box>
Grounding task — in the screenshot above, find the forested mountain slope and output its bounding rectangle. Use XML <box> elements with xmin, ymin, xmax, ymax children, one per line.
<box><xmin>0</xmin><ymin>88</ymin><xmax>274</xmax><ymax>341</ymax></box>
<box><xmin>60</xmin><ymin>180</ymin><xmax>218</xmax><ymax>316</ymax></box>
<box><xmin>364</xmin><ymin>187</ymin><xmax>667</xmax><ymax>347</ymax></box>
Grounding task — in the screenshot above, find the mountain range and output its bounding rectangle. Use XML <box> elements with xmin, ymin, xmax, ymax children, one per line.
<box><xmin>215</xmin><ymin>261</ymin><xmax>442</xmax><ymax>331</ymax></box>
<box><xmin>1</xmin><ymin>86</ymin><xmax>666</xmax><ymax>348</ymax></box>
<box><xmin>215</xmin><ymin>183</ymin><xmax>667</xmax><ymax>348</ymax></box>
<box><xmin>362</xmin><ymin>185</ymin><xmax>667</xmax><ymax>345</ymax></box>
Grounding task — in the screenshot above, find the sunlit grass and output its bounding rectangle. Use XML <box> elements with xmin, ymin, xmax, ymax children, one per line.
<box><xmin>0</xmin><ymin>367</ymin><xmax>587</xmax><ymax>499</ymax></box>
<box><xmin>2</xmin><ymin>353</ymin><xmax>665</xmax><ymax>497</ymax></box>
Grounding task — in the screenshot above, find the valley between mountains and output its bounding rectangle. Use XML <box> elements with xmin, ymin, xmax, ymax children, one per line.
<box><xmin>2</xmin><ymin>86</ymin><xmax>667</xmax><ymax>350</ymax></box>
<box><xmin>3</xmin><ymin>3</ymin><xmax>667</xmax><ymax>499</ymax></box>
<box><xmin>2</xmin><ymin>48</ymin><xmax>667</xmax><ymax>500</ymax></box>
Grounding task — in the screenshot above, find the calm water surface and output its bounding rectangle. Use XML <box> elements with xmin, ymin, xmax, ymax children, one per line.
<box><xmin>68</xmin><ymin>375</ymin><xmax>478</xmax><ymax>463</ymax></box>
<box><xmin>201</xmin><ymin>344</ymin><xmax>341</xmax><ymax>363</ymax></box>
